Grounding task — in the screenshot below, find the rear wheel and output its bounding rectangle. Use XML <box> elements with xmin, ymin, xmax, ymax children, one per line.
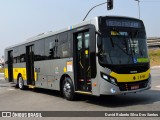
<box><xmin>18</xmin><ymin>76</ymin><xmax>25</xmax><ymax>90</ymax></box>
<box><xmin>62</xmin><ymin>77</ymin><xmax>75</xmax><ymax>101</ymax></box>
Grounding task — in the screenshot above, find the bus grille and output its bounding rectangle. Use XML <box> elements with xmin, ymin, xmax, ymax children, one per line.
<box><xmin>118</xmin><ymin>79</ymin><xmax>149</xmax><ymax>91</ymax></box>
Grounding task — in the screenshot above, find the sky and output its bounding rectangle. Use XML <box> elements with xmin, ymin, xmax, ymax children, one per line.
<box><xmin>0</xmin><ymin>0</ymin><xmax>160</xmax><ymax>57</ymax></box>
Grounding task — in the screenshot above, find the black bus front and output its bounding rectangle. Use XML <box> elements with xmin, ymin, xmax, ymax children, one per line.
<box><xmin>97</xmin><ymin>16</ymin><xmax>151</xmax><ymax>95</ymax></box>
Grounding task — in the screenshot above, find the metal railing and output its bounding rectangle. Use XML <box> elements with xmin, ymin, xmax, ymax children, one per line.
<box><xmin>147</xmin><ymin>38</ymin><xmax>160</xmax><ymax>48</ymax></box>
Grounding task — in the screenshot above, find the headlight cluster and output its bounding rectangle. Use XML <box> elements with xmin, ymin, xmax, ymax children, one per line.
<box><xmin>100</xmin><ymin>72</ymin><xmax>117</xmax><ymax>85</ymax></box>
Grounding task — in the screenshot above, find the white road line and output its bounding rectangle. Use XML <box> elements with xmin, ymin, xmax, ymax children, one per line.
<box><xmin>155</xmin><ymin>86</ymin><xmax>160</xmax><ymax>88</ymax></box>
<box><xmin>7</xmin><ymin>88</ymin><xmax>15</xmax><ymax>91</ymax></box>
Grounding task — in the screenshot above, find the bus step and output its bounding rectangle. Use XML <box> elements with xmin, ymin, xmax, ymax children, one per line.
<box><xmin>87</xmin><ymin>83</ymin><xmax>91</xmax><ymax>85</ymax></box>
<box><xmin>28</xmin><ymin>85</ymin><xmax>36</xmax><ymax>89</ymax></box>
<box><xmin>75</xmin><ymin>91</ymin><xmax>92</xmax><ymax>95</ymax></box>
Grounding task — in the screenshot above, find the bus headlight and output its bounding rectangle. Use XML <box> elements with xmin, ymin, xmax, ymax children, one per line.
<box><xmin>103</xmin><ymin>74</ymin><xmax>109</xmax><ymax>80</ymax></box>
<box><xmin>110</xmin><ymin>78</ymin><xmax>116</xmax><ymax>85</ymax></box>
<box><xmin>101</xmin><ymin>72</ymin><xmax>117</xmax><ymax>86</ymax></box>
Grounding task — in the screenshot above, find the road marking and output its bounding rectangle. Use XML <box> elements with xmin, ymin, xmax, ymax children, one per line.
<box><xmin>7</xmin><ymin>88</ymin><xmax>15</xmax><ymax>91</ymax></box>
<box><xmin>155</xmin><ymin>86</ymin><xmax>160</xmax><ymax>88</ymax></box>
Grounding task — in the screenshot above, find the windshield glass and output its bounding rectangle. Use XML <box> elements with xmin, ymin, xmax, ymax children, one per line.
<box><xmin>98</xmin><ymin>28</ymin><xmax>149</xmax><ymax>65</ymax></box>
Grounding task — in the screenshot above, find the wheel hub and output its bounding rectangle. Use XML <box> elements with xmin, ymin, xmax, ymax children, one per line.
<box><xmin>63</xmin><ymin>82</ymin><xmax>71</xmax><ymax>97</ymax></box>
<box><xmin>19</xmin><ymin>77</ymin><xmax>23</xmax><ymax>89</ymax></box>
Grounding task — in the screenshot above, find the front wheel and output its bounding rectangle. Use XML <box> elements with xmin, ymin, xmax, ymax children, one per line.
<box><xmin>62</xmin><ymin>77</ymin><xmax>75</xmax><ymax>101</ymax></box>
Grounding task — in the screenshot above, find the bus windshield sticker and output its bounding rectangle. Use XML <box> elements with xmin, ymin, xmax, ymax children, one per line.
<box><xmin>133</xmin><ymin>58</ymin><xmax>137</xmax><ymax>64</ymax></box>
<box><xmin>137</xmin><ymin>58</ymin><xmax>149</xmax><ymax>63</ymax></box>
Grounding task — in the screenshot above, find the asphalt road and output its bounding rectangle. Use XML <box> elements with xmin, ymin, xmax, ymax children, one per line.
<box><xmin>0</xmin><ymin>70</ymin><xmax>160</xmax><ymax>120</ymax></box>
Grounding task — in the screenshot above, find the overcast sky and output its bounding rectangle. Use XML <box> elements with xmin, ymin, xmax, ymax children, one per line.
<box><xmin>0</xmin><ymin>0</ymin><xmax>160</xmax><ymax>57</ymax></box>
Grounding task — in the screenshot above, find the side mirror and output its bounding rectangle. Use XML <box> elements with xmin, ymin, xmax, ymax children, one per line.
<box><xmin>96</xmin><ymin>31</ymin><xmax>102</xmax><ymax>47</ymax></box>
<box><xmin>97</xmin><ymin>36</ymin><xmax>102</xmax><ymax>48</ymax></box>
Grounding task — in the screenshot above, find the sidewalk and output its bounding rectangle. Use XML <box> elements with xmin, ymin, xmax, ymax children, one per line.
<box><xmin>0</xmin><ymin>73</ymin><xmax>4</xmax><ymax>80</ymax></box>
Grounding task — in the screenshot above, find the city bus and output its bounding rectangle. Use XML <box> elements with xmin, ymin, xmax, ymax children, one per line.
<box><xmin>4</xmin><ymin>16</ymin><xmax>151</xmax><ymax>100</ymax></box>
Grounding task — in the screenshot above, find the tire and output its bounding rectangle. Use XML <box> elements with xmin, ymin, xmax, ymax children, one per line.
<box><xmin>15</xmin><ymin>81</ymin><xmax>19</xmax><ymax>88</ymax></box>
<box><xmin>18</xmin><ymin>75</ymin><xmax>25</xmax><ymax>90</ymax></box>
<box><xmin>62</xmin><ymin>77</ymin><xmax>75</xmax><ymax>101</ymax></box>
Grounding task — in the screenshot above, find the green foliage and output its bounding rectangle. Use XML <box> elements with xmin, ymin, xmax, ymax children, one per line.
<box><xmin>148</xmin><ymin>49</ymin><xmax>160</xmax><ymax>66</ymax></box>
<box><xmin>149</xmin><ymin>49</ymin><xmax>160</xmax><ymax>57</ymax></box>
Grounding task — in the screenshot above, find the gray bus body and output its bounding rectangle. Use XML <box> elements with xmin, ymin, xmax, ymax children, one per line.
<box><xmin>5</xmin><ymin>16</ymin><xmax>151</xmax><ymax>100</ymax></box>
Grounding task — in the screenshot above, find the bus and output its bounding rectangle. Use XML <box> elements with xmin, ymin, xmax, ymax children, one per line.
<box><xmin>4</xmin><ymin>16</ymin><xmax>151</xmax><ymax>100</ymax></box>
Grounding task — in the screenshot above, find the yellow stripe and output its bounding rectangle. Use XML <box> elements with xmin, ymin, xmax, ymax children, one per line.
<box><xmin>110</xmin><ymin>69</ymin><xmax>150</xmax><ymax>83</ymax></box>
<box><xmin>5</xmin><ymin>68</ymin><xmax>37</xmax><ymax>81</ymax></box>
<box><xmin>4</xmin><ymin>68</ymin><xmax>8</xmax><ymax>79</ymax></box>
<box><xmin>13</xmin><ymin>68</ymin><xmax>27</xmax><ymax>80</ymax></box>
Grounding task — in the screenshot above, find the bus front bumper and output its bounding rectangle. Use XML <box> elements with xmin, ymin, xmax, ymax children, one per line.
<box><xmin>100</xmin><ymin>77</ymin><xmax>151</xmax><ymax>95</ymax></box>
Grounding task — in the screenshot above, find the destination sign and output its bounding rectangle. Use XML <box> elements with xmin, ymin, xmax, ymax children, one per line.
<box><xmin>106</xmin><ymin>20</ymin><xmax>141</xmax><ymax>28</ymax></box>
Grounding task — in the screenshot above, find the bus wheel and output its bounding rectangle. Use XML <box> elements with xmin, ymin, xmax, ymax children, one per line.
<box><xmin>62</xmin><ymin>77</ymin><xmax>75</xmax><ymax>101</ymax></box>
<box><xmin>18</xmin><ymin>76</ymin><xmax>25</xmax><ymax>90</ymax></box>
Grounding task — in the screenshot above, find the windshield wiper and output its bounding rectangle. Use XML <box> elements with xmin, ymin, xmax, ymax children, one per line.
<box><xmin>109</xmin><ymin>37</ymin><xmax>114</xmax><ymax>47</ymax></box>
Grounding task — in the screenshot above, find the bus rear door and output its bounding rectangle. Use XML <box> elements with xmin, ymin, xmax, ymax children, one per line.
<box><xmin>8</xmin><ymin>50</ymin><xmax>13</xmax><ymax>82</ymax></box>
<box><xmin>26</xmin><ymin>45</ymin><xmax>35</xmax><ymax>85</ymax></box>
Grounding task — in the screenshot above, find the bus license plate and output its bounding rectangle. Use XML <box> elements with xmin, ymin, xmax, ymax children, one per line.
<box><xmin>131</xmin><ymin>85</ymin><xmax>139</xmax><ymax>90</ymax></box>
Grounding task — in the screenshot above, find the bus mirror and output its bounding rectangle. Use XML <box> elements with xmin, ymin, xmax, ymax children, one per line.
<box><xmin>97</xmin><ymin>36</ymin><xmax>102</xmax><ymax>47</ymax></box>
<box><xmin>96</xmin><ymin>31</ymin><xmax>102</xmax><ymax>47</ymax></box>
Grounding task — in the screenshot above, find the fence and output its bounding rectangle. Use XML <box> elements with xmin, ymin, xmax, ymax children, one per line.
<box><xmin>147</xmin><ymin>37</ymin><xmax>160</xmax><ymax>48</ymax></box>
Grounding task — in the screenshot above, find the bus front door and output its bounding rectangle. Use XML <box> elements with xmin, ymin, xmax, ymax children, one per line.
<box><xmin>74</xmin><ymin>31</ymin><xmax>91</xmax><ymax>92</ymax></box>
<box><xmin>26</xmin><ymin>45</ymin><xmax>35</xmax><ymax>85</ymax></box>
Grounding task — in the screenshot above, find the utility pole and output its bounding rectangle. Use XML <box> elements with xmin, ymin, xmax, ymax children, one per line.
<box><xmin>135</xmin><ymin>0</ymin><xmax>140</xmax><ymax>19</ymax></box>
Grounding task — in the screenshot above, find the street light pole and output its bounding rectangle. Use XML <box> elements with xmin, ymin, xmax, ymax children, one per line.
<box><xmin>135</xmin><ymin>0</ymin><xmax>140</xmax><ymax>19</ymax></box>
<box><xmin>83</xmin><ymin>2</ymin><xmax>107</xmax><ymax>21</ymax></box>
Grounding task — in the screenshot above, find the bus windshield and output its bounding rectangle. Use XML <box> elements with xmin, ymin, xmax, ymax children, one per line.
<box><xmin>98</xmin><ymin>28</ymin><xmax>149</xmax><ymax>65</ymax></box>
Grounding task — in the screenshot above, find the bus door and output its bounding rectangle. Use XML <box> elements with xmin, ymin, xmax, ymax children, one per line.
<box><xmin>74</xmin><ymin>31</ymin><xmax>92</xmax><ymax>92</ymax></box>
<box><xmin>26</xmin><ymin>45</ymin><xmax>35</xmax><ymax>85</ymax></box>
<box><xmin>8</xmin><ymin>50</ymin><xmax>13</xmax><ymax>82</ymax></box>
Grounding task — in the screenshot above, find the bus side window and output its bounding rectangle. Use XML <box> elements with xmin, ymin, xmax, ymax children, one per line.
<box><xmin>49</xmin><ymin>41</ymin><xmax>54</xmax><ymax>59</ymax></box>
<box><xmin>54</xmin><ymin>39</ymin><xmax>59</xmax><ymax>58</ymax></box>
<box><xmin>49</xmin><ymin>39</ymin><xmax>59</xmax><ymax>59</ymax></box>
